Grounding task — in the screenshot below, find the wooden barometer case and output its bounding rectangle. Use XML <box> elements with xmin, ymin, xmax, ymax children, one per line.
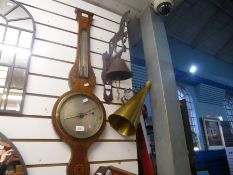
<box><xmin>52</xmin><ymin>8</ymin><xmax>106</xmax><ymax>175</ymax></box>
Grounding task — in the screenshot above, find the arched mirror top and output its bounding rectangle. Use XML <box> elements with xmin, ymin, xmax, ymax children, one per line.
<box><xmin>0</xmin><ymin>0</ymin><xmax>35</xmax><ymax>113</ymax></box>
<box><xmin>0</xmin><ymin>0</ymin><xmax>35</xmax><ymax>32</ymax></box>
<box><xmin>0</xmin><ymin>132</ymin><xmax>28</xmax><ymax>175</ymax></box>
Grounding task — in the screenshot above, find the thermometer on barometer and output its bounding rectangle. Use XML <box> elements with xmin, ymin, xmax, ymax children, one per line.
<box><xmin>79</xmin><ymin>29</ymin><xmax>89</xmax><ymax>78</ymax></box>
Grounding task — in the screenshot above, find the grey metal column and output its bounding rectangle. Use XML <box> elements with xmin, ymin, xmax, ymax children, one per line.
<box><xmin>140</xmin><ymin>7</ymin><xmax>191</xmax><ymax>175</ymax></box>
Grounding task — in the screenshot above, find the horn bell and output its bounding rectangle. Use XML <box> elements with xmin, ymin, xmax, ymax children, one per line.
<box><xmin>108</xmin><ymin>81</ymin><xmax>152</xmax><ymax>136</ymax></box>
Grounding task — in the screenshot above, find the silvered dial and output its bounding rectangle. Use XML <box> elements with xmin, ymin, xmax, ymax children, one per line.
<box><xmin>57</xmin><ymin>93</ymin><xmax>104</xmax><ymax>139</ymax></box>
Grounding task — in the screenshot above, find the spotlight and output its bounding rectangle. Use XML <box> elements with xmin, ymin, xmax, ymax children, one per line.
<box><xmin>189</xmin><ymin>65</ymin><xmax>197</xmax><ymax>73</ymax></box>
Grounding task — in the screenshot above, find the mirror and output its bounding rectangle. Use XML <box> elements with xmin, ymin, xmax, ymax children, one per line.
<box><xmin>0</xmin><ymin>132</ymin><xmax>28</xmax><ymax>175</ymax></box>
<box><xmin>0</xmin><ymin>0</ymin><xmax>35</xmax><ymax>113</ymax></box>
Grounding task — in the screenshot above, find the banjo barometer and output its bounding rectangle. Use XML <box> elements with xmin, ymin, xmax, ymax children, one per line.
<box><xmin>52</xmin><ymin>8</ymin><xmax>106</xmax><ymax>175</ymax></box>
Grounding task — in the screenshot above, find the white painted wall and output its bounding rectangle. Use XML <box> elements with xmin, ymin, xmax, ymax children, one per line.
<box><xmin>0</xmin><ymin>0</ymin><xmax>138</xmax><ymax>174</ymax></box>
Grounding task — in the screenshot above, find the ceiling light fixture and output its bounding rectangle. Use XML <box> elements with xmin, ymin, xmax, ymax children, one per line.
<box><xmin>189</xmin><ymin>65</ymin><xmax>197</xmax><ymax>73</ymax></box>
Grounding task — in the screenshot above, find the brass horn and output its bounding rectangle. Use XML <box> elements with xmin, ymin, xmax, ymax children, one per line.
<box><xmin>108</xmin><ymin>81</ymin><xmax>152</xmax><ymax>136</ymax></box>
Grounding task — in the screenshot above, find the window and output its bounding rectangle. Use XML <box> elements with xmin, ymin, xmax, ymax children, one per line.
<box><xmin>0</xmin><ymin>0</ymin><xmax>35</xmax><ymax>113</ymax></box>
<box><xmin>177</xmin><ymin>85</ymin><xmax>199</xmax><ymax>149</ymax></box>
<box><xmin>177</xmin><ymin>86</ymin><xmax>196</xmax><ymax>132</ymax></box>
<box><xmin>224</xmin><ymin>95</ymin><xmax>233</xmax><ymax>127</ymax></box>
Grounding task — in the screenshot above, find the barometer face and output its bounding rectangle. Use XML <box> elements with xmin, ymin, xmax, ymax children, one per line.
<box><xmin>56</xmin><ymin>92</ymin><xmax>105</xmax><ymax>139</ymax></box>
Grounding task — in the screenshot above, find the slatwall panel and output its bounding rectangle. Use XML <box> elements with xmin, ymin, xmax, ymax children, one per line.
<box><xmin>131</xmin><ymin>64</ymin><xmax>147</xmax><ymax>90</ymax></box>
<box><xmin>0</xmin><ymin>0</ymin><xmax>138</xmax><ymax>174</ymax></box>
<box><xmin>221</xmin><ymin>121</ymin><xmax>233</xmax><ymax>147</ymax></box>
<box><xmin>196</xmin><ymin>83</ymin><xmax>226</xmax><ymax>106</ymax></box>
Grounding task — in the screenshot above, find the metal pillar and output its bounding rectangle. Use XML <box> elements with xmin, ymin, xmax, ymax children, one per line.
<box><xmin>140</xmin><ymin>7</ymin><xmax>192</xmax><ymax>175</ymax></box>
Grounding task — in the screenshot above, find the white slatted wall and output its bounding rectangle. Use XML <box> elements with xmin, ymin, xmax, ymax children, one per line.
<box><xmin>0</xmin><ymin>0</ymin><xmax>138</xmax><ymax>174</ymax></box>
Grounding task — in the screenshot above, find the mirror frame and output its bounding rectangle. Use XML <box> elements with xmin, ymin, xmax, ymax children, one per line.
<box><xmin>0</xmin><ymin>0</ymin><xmax>36</xmax><ymax>113</ymax></box>
<box><xmin>0</xmin><ymin>131</ymin><xmax>28</xmax><ymax>175</ymax></box>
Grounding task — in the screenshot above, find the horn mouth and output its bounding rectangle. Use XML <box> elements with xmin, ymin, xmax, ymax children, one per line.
<box><xmin>109</xmin><ymin>114</ymin><xmax>136</xmax><ymax>136</ymax></box>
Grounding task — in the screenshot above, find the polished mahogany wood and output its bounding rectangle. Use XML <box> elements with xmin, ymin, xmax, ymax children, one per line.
<box><xmin>94</xmin><ymin>166</ymin><xmax>136</xmax><ymax>175</ymax></box>
<box><xmin>69</xmin><ymin>8</ymin><xmax>96</xmax><ymax>94</ymax></box>
<box><xmin>52</xmin><ymin>90</ymin><xmax>106</xmax><ymax>175</ymax></box>
<box><xmin>52</xmin><ymin>8</ymin><xmax>106</xmax><ymax>175</ymax></box>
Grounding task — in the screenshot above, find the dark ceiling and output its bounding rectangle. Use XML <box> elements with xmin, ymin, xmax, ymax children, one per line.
<box><xmin>164</xmin><ymin>0</ymin><xmax>233</xmax><ymax>64</ymax></box>
<box><xmin>84</xmin><ymin>0</ymin><xmax>233</xmax><ymax>64</ymax></box>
